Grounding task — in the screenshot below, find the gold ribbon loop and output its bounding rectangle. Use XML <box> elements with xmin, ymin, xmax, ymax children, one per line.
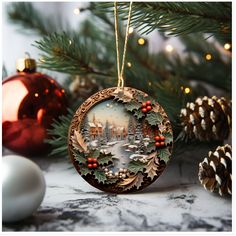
<box><xmin>114</xmin><ymin>2</ymin><xmax>133</xmax><ymax>89</ymax></box>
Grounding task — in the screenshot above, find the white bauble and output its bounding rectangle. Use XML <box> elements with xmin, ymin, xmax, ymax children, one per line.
<box><xmin>2</xmin><ymin>155</ymin><xmax>46</xmax><ymax>223</ymax></box>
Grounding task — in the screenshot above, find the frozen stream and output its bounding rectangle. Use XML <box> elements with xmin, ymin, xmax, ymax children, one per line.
<box><xmin>107</xmin><ymin>140</ymin><xmax>131</xmax><ymax>170</ymax></box>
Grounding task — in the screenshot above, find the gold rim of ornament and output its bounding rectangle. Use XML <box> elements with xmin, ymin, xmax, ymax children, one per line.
<box><xmin>68</xmin><ymin>87</ymin><xmax>173</xmax><ymax>193</ymax></box>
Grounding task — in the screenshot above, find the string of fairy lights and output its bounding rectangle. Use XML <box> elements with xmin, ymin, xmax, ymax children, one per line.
<box><xmin>72</xmin><ymin>6</ymin><xmax>232</xmax><ymax>95</ymax></box>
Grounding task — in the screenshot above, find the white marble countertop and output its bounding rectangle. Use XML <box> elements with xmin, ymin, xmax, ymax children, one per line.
<box><xmin>2</xmin><ymin>147</ymin><xmax>232</xmax><ymax>232</ymax></box>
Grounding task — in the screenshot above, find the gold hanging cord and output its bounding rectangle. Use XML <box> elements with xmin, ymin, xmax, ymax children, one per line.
<box><xmin>114</xmin><ymin>1</ymin><xmax>133</xmax><ymax>88</ymax></box>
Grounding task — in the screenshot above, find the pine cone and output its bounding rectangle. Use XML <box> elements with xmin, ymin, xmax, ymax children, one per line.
<box><xmin>180</xmin><ymin>96</ymin><xmax>231</xmax><ymax>141</ymax></box>
<box><xmin>198</xmin><ymin>144</ymin><xmax>231</xmax><ymax>196</ymax></box>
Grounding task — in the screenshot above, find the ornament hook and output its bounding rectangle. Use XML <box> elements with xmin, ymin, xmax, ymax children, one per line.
<box><xmin>24</xmin><ymin>52</ymin><xmax>31</xmax><ymax>59</ymax></box>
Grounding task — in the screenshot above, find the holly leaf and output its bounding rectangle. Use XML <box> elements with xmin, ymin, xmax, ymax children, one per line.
<box><xmin>128</xmin><ymin>160</ymin><xmax>145</xmax><ymax>174</ymax></box>
<box><xmin>125</xmin><ymin>101</ymin><xmax>140</xmax><ymax>112</ymax></box>
<box><xmin>89</xmin><ymin>149</ymin><xmax>100</xmax><ymax>158</ymax></box>
<box><xmin>119</xmin><ymin>172</ymin><xmax>144</xmax><ymax>191</ymax></box>
<box><xmin>158</xmin><ymin>148</ymin><xmax>171</xmax><ymax>163</ymax></box>
<box><xmin>146</xmin><ymin>112</ymin><xmax>163</xmax><ymax>126</ymax></box>
<box><xmin>112</xmin><ymin>88</ymin><xmax>133</xmax><ymax>103</ymax></box>
<box><xmin>136</xmin><ymin>93</ymin><xmax>146</xmax><ymax>103</ymax></box>
<box><xmin>74</xmin><ymin>151</ymin><xmax>87</xmax><ymax>165</ymax></box>
<box><xmin>162</xmin><ymin>132</ymin><xmax>173</xmax><ymax>145</ymax></box>
<box><xmin>134</xmin><ymin>109</ymin><xmax>145</xmax><ymax>119</ymax></box>
<box><xmin>145</xmin><ymin>152</ymin><xmax>158</xmax><ymax>180</ymax></box>
<box><xmin>71</xmin><ymin>130</ymin><xmax>88</xmax><ymax>153</ymax></box>
<box><xmin>105</xmin><ymin>178</ymin><xmax>119</xmax><ymax>185</ymax></box>
<box><xmin>136</xmin><ymin>94</ymin><xmax>155</xmax><ymax>105</ymax></box>
<box><xmin>80</xmin><ymin>165</ymin><xmax>92</xmax><ymax>176</ymax></box>
<box><xmin>94</xmin><ymin>169</ymin><xmax>107</xmax><ymax>184</ymax></box>
<box><xmin>97</xmin><ymin>153</ymin><xmax>113</xmax><ymax>165</ymax></box>
<box><xmin>146</xmin><ymin>142</ymin><xmax>156</xmax><ymax>154</ymax></box>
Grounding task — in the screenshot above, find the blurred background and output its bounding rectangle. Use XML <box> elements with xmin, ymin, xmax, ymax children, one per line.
<box><xmin>3</xmin><ymin>2</ymin><xmax>196</xmax><ymax>82</ymax></box>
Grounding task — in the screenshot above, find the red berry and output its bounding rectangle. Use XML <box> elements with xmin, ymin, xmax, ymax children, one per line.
<box><xmin>92</xmin><ymin>158</ymin><xmax>97</xmax><ymax>163</ymax></box>
<box><xmin>88</xmin><ymin>164</ymin><xmax>93</xmax><ymax>168</ymax></box>
<box><xmin>142</xmin><ymin>102</ymin><xmax>147</xmax><ymax>108</ymax></box>
<box><xmin>155</xmin><ymin>136</ymin><xmax>160</xmax><ymax>141</ymax></box>
<box><xmin>92</xmin><ymin>163</ymin><xmax>98</xmax><ymax>168</ymax></box>
<box><xmin>155</xmin><ymin>142</ymin><xmax>161</xmax><ymax>147</ymax></box>
<box><xmin>160</xmin><ymin>136</ymin><xmax>165</xmax><ymax>141</ymax></box>
<box><xmin>160</xmin><ymin>142</ymin><xmax>165</xmax><ymax>146</ymax></box>
<box><xmin>142</xmin><ymin>108</ymin><xmax>147</xmax><ymax>113</ymax></box>
<box><xmin>146</xmin><ymin>100</ymin><xmax>151</xmax><ymax>105</ymax></box>
<box><xmin>87</xmin><ymin>157</ymin><xmax>93</xmax><ymax>163</ymax></box>
<box><xmin>146</xmin><ymin>105</ymin><xmax>152</xmax><ymax>111</ymax></box>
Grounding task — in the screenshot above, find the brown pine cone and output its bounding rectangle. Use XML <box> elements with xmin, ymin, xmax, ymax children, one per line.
<box><xmin>198</xmin><ymin>144</ymin><xmax>231</xmax><ymax>196</ymax></box>
<box><xmin>179</xmin><ymin>96</ymin><xmax>231</xmax><ymax>141</ymax></box>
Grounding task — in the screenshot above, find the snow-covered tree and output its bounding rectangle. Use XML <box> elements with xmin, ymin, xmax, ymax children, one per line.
<box><xmin>97</xmin><ymin>133</ymin><xmax>101</xmax><ymax>147</ymax></box>
<box><xmin>134</xmin><ymin>120</ymin><xmax>146</xmax><ymax>153</ymax></box>
<box><xmin>134</xmin><ymin>121</ymin><xmax>143</xmax><ymax>141</ymax></box>
<box><xmin>104</xmin><ymin>120</ymin><xmax>110</xmax><ymax>142</ymax></box>
<box><xmin>81</xmin><ymin>116</ymin><xmax>90</xmax><ymax>143</ymax></box>
<box><xmin>128</xmin><ymin>116</ymin><xmax>135</xmax><ymax>142</ymax></box>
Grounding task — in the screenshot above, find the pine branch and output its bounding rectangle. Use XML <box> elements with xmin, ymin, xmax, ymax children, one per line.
<box><xmin>46</xmin><ymin>109</ymin><xmax>74</xmax><ymax>157</ymax></box>
<box><xmin>7</xmin><ymin>2</ymin><xmax>65</xmax><ymax>35</ymax></box>
<box><xmin>6</xmin><ymin>2</ymin><xmax>115</xmax><ymax>77</ymax></box>
<box><xmin>34</xmin><ymin>32</ymin><xmax>112</xmax><ymax>76</ymax></box>
<box><xmin>93</xmin><ymin>2</ymin><xmax>231</xmax><ymax>37</ymax></box>
<box><xmin>81</xmin><ymin>11</ymin><xmax>170</xmax><ymax>82</ymax></box>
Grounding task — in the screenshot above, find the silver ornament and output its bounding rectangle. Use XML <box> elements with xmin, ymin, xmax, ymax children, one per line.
<box><xmin>2</xmin><ymin>155</ymin><xmax>46</xmax><ymax>223</ymax></box>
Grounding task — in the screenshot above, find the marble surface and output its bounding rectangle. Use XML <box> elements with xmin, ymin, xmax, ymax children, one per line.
<box><xmin>2</xmin><ymin>148</ymin><xmax>232</xmax><ymax>232</ymax></box>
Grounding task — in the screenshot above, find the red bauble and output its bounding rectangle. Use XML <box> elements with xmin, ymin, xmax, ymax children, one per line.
<box><xmin>2</xmin><ymin>57</ymin><xmax>67</xmax><ymax>156</ymax></box>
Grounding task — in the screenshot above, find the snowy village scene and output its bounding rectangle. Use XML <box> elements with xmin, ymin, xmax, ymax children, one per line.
<box><xmin>81</xmin><ymin>99</ymin><xmax>155</xmax><ymax>171</ymax></box>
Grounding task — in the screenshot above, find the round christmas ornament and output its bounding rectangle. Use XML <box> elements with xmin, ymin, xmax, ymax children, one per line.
<box><xmin>2</xmin><ymin>55</ymin><xmax>67</xmax><ymax>156</ymax></box>
<box><xmin>68</xmin><ymin>3</ymin><xmax>173</xmax><ymax>193</ymax></box>
<box><xmin>2</xmin><ymin>155</ymin><xmax>46</xmax><ymax>223</ymax></box>
<box><xmin>68</xmin><ymin>87</ymin><xmax>173</xmax><ymax>193</ymax></box>
<box><xmin>198</xmin><ymin>144</ymin><xmax>231</xmax><ymax>196</ymax></box>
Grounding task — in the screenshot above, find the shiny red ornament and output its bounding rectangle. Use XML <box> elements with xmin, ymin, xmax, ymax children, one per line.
<box><xmin>2</xmin><ymin>57</ymin><xmax>67</xmax><ymax>156</ymax></box>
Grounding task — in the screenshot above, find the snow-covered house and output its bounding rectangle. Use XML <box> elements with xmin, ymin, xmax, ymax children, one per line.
<box><xmin>88</xmin><ymin>114</ymin><xmax>127</xmax><ymax>141</ymax></box>
<box><xmin>116</xmin><ymin>127</ymin><xmax>127</xmax><ymax>140</ymax></box>
<box><xmin>89</xmin><ymin>114</ymin><xmax>104</xmax><ymax>139</ymax></box>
